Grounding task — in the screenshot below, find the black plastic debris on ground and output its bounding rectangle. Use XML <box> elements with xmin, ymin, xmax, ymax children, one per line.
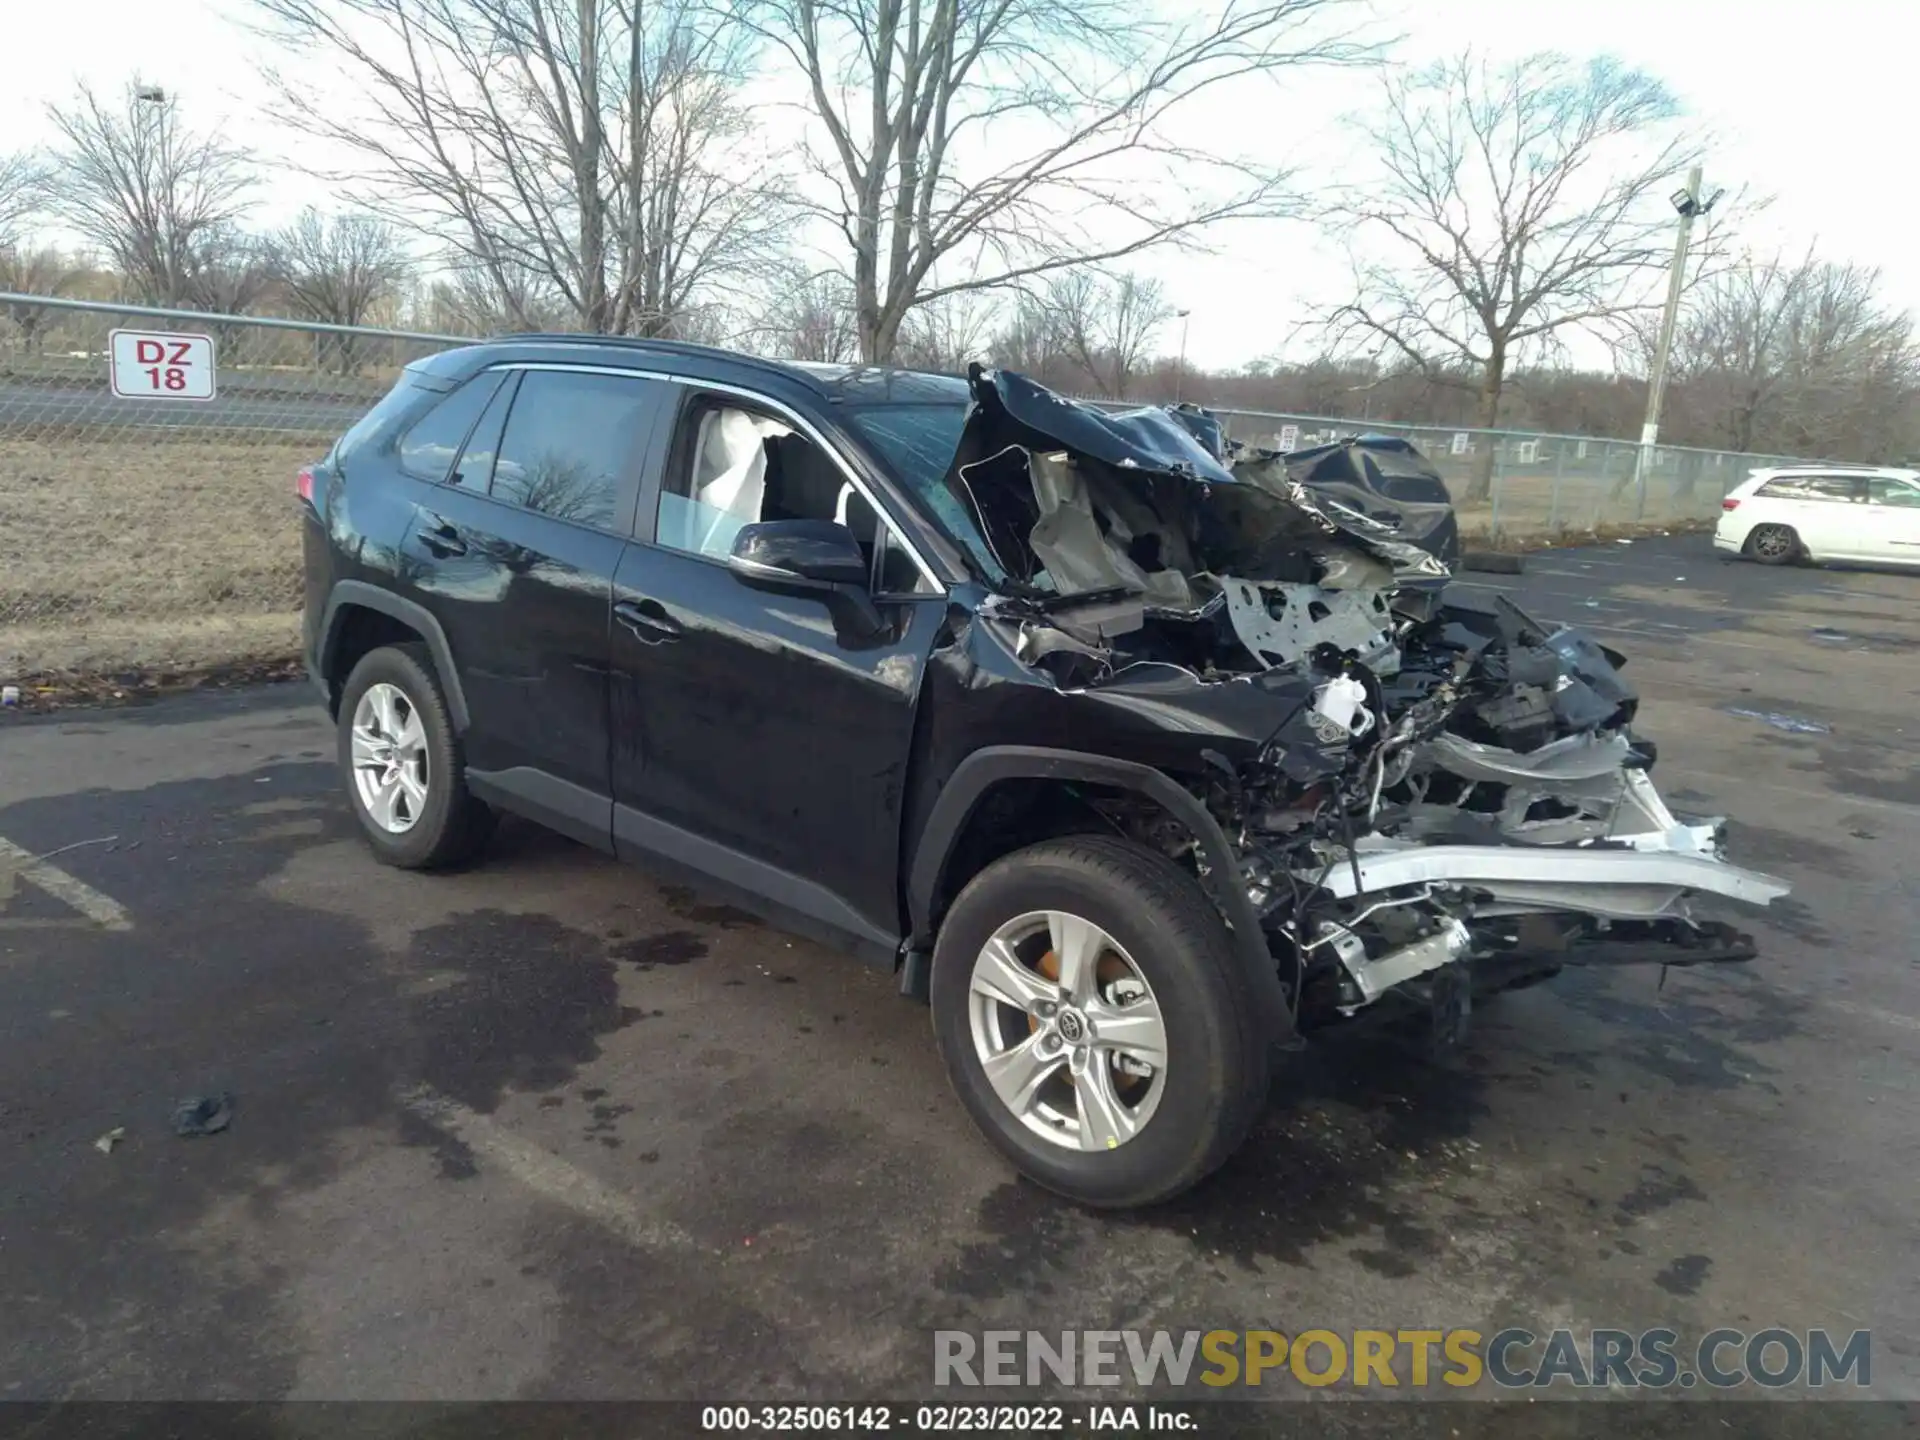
<box><xmin>171</xmin><ymin>1093</ymin><xmax>234</xmax><ymax>1138</ymax></box>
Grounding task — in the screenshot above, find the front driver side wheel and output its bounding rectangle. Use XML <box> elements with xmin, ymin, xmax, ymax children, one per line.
<box><xmin>930</xmin><ymin>834</ymin><xmax>1269</xmax><ymax>1208</ymax></box>
<box><xmin>337</xmin><ymin>643</ymin><xmax>494</xmax><ymax>869</ymax></box>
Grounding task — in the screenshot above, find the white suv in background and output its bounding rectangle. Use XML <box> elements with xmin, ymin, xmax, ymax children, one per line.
<box><xmin>1715</xmin><ymin>465</ymin><xmax>1920</xmax><ymax>567</ymax></box>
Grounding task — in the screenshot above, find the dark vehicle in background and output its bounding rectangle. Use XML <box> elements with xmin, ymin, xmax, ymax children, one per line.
<box><xmin>300</xmin><ymin>338</ymin><xmax>1788</xmax><ymax>1208</ymax></box>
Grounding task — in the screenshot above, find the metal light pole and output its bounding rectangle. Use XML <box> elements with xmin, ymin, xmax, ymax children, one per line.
<box><xmin>1174</xmin><ymin>309</ymin><xmax>1191</xmax><ymax>401</ymax></box>
<box><xmin>1361</xmin><ymin>341</ymin><xmax>1386</xmax><ymax>422</ymax></box>
<box><xmin>1634</xmin><ymin>165</ymin><xmax>1721</xmax><ymax>516</ymax></box>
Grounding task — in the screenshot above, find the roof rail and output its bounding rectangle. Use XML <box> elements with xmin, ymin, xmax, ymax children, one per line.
<box><xmin>1762</xmin><ymin>461</ymin><xmax>1888</xmax><ymax>471</ymax></box>
<box><xmin>492</xmin><ymin>333</ymin><xmax>824</xmax><ymax>391</ymax></box>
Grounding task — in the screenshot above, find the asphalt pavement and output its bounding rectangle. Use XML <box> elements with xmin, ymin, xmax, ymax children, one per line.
<box><xmin>2</xmin><ymin>534</ymin><xmax>1918</xmax><ymax>1407</ymax></box>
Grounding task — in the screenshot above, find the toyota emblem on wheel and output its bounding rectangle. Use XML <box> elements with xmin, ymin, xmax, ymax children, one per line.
<box><xmin>1056</xmin><ymin>1010</ymin><xmax>1086</xmax><ymax>1043</ymax></box>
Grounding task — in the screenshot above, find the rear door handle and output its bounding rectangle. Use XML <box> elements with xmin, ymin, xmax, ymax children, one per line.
<box><xmin>615</xmin><ymin>597</ymin><xmax>683</xmax><ymax>643</ymax></box>
<box><xmin>417</xmin><ymin>513</ymin><xmax>468</xmax><ymax>557</ymax></box>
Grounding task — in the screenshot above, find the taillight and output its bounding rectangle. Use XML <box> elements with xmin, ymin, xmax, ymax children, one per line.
<box><xmin>296</xmin><ymin>466</ymin><xmax>316</xmax><ymax>505</ymax></box>
<box><xmin>1721</xmin><ymin>498</ymin><xmax>1740</xmax><ymax>511</ymax></box>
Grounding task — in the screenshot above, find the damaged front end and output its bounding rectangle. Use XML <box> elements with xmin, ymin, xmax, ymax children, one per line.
<box><xmin>934</xmin><ymin>367</ymin><xmax>1789</xmax><ymax>1038</ymax></box>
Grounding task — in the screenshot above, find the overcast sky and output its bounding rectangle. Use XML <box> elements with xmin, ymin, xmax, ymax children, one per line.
<box><xmin>1</xmin><ymin>0</ymin><xmax>1904</xmax><ymax>371</ymax></box>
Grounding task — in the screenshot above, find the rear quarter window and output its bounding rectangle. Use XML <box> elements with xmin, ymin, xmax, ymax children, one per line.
<box><xmin>334</xmin><ymin>365</ymin><xmax>461</xmax><ymax>464</ymax></box>
<box><xmin>397</xmin><ymin>373</ymin><xmax>505</xmax><ymax>482</ymax></box>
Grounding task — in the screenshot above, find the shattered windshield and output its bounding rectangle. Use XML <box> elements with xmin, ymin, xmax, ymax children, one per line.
<box><xmin>844</xmin><ymin>402</ymin><xmax>1005</xmax><ymax>581</ymax></box>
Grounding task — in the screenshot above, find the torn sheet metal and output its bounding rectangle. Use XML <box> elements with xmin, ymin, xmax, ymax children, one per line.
<box><xmin>1406</xmin><ymin>732</ymin><xmax>1693</xmax><ymax>846</ymax></box>
<box><xmin>1027</xmin><ymin>451</ymin><xmax>1196</xmax><ymax>609</ymax></box>
<box><xmin>1277</xmin><ymin>435</ymin><xmax>1461</xmax><ymax>576</ymax></box>
<box><xmin>965</xmin><ymin>367</ymin><xmax>1237</xmax><ymax>483</ymax></box>
<box><xmin>1227</xmin><ymin>448</ymin><xmax>1453</xmax><ymax>584</ymax></box>
<box><xmin>1429</xmin><ymin>730</ymin><xmax>1634</xmax><ymax>784</ymax></box>
<box><xmin>946</xmin><ymin>367</ymin><xmax>1453</xmax><ymax>595</ymax></box>
<box><xmin>1218</xmin><ymin>576</ymin><xmax>1398</xmax><ymax>674</ymax></box>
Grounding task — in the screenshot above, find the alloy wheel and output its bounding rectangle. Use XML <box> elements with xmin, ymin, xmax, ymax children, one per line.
<box><xmin>350</xmin><ymin>682</ymin><xmax>430</xmax><ymax>833</ymax></box>
<box><xmin>966</xmin><ymin>909</ymin><xmax>1169</xmax><ymax>1152</ymax></box>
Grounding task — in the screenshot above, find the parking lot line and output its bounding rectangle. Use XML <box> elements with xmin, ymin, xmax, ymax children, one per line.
<box><xmin>0</xmin><ymin>836</ymin><xmax>131</xmax><ymax>931</ymax></box>
<box><xmin>399</xmin><ymin>1086</ymin><xmax>705</xmax><ymax>1256</ymax></box>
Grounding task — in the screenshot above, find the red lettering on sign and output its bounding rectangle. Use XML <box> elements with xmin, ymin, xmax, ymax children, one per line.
<box><xmin>168</xmin><ymin>341</ymin><xmax>194</xmax><ymax>364</ymax></box>
<box><xmin>135</xmin><ymin>339</ymin><xmax>165</xmax><ymax>364</ymax></box>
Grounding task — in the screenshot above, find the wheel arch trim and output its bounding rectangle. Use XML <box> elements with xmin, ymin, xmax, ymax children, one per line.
<box><xmin>909</xmin><ymin>745</ymin><xmax>1295</xmax><ymax>1043</ymax></box>
<box><xmin>319</xmin><ymin>581</ymin><xmax>471</xmax><ymax>733</ymax></box>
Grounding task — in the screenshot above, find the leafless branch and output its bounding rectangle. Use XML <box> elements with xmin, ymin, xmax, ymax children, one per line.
<box><xmin>1666</xmin><ymin>249</ymin><xmax>1919</xmax><ymax>461</ymax></box>
<box><xmin>1046</xmin><ymin>268</ymin><xmax>1172</xmax><ymax>398</ymax></box>
<box><xmin>44</xmin><ymin>83</ymin><xmax>257</xmax><ymax>307</ymax></box>
<box><xmin>728</xmin><ymin>0</ymin><xmax>1376</xmax><ymax>361</ymax></box>
<box><xmin>266</xmin><ymin>209</ymin><xmax>416</xmax><ymax>370</ymax></box>
<box><xmin>1319</xmin><ymin>50</ymin><xmax>1697</xmax><ymax>496</ymax></box>
<box><xmin>251</xmin><ymin>0</ymin><xmax>794</xmax><ymax>336</ymax></box>
<box><xmin>0</xmin><ymin>151</ymin><xmax>51</xmax><ymax>248</ymax></box>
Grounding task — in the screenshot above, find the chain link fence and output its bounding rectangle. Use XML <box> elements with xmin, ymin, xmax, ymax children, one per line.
<box><xmin>0</xmin><ymin>294</ymin><xmax>467</xmax><ymax>680</ymax></box>
<box><xmin>1</xmin><ymin>293</ymin><xmax>1830</xmax><ymax>680</ymax></box>
<box><xmin>1205</xmin><ymin>410</ymin><xmax>1817</xmax><ymax>542</ymax></box>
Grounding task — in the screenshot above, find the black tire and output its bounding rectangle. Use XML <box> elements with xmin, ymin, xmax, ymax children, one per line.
<box><xmin>336</xmin><ymin>643</ymin><xmax>495</xmax><ymax>870</ymax></box>
<box><xmin>930</xmin><ymin>834</ymin><xmax>1270</xmax><ymax>1209</ymax></box>
<box><xmin>1746</xmin><ymin>523</ymin><xmax>1801</xmax><ymax>566</ymax></box>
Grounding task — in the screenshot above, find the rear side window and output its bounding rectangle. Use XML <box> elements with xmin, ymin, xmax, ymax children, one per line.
<box><xmin>398</xmin><ymin>373</ymin><xmax>503</xmax><ymax>482</ymax></box>
<box><xmin>489</xmin><ymin>370</ymin><xmax>655</xmax><ymax>530</ymax></box>
<box><xmin>1756</xmin><ymin>475</ymin><xmax>1863</xmax><ymax>503</ymax></box>
<box><xmin>1868</xmin><ymin>477</ymin><xmax>1920</xmax><ymax>507</ymax></box>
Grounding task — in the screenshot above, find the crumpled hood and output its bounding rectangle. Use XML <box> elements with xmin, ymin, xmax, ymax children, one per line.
<box><xmin>941</xmin><ymin>366</ymin><xmax>1452</xmax><ymax>596</ymax></box>
<box><xmin>1249</xmin><ymin>435</ymin><xmax>1460</xmax><ymax>582</ymax></box>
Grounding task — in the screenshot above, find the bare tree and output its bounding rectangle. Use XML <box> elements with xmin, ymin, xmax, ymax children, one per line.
<box><xmin>762</xmin><ymin>271</ymin><xmax>860</xmax><ymax>361</ymax></box>
<box><xmin>184</xmin><ymin>223</ymin><xmax>277</xmax><ymax>317</ymax></box>
<box><xmin>0</xmin><ymin>151</ymin><xmax>50</xmax><ymax>249</ymax></box>
<box><xmin>734</xmin><ymin>0</ymin><xmax>1371</xmax><ymax>362</ymax></box>
<box><xmin>0</xmin><ymin>246</ymin><xmax>86</xmax><ymax>354</ymax></box>
<box><xmin>425</xmin><ymin>266</ymin><xmax>571</xmax><ymax>335</ymax></box>
<box><xmin>1671</xmin><ymin>253</ymin><xmax>1918</xmax><ymax>463</ymax></box>
<box><xmin>989</xmin><ymin>292</ymin><xmax>1071</xmax><ymax>387</ymax></box>
<box><xmin>1048</xmin><ymin>270</ymin><xmax>1172</xmax><ymax>398</ymax></box>
<box><xmin>271</xmin><ymin>209</ymin><xmax>414</xmax><ymax>370</ymax></box>
<box><xmin>45</xmin><ymin>83</ymin><xmax>256</xmax><ymax>306</ymax></box>
<box><xmin>253</xmin><ymin>0</ymin><xmax>790</xmax><ymax>337</ymax></box>
<box><xmin>1325</xmin><ymin>52</ymin><xmax>1696</xmax><ymax>498</ymax></box>
<box><xmin>893</xmin><ymin>288</ymin><xmax>997</xmax><ymax>372</ymax></box>
<box><xmin>273</xmin><ymin>210</ymin><xmax>412</xmax><ymax>326</ymax></box>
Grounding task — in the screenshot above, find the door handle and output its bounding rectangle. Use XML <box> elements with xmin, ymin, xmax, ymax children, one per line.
<box><xmin>615</xmin><ymin>597</ymin><xmax>683</xmax><ymax>643</ymax></box>
<box><xmin>417</xmin><ymin>514</ymin><xmax>468</xmax><ymax>557</ymax></box>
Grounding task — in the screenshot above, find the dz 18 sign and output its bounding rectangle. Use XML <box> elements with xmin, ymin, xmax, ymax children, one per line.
<box><xmin>109</xmin><ymin>329</ymin><xmax>217</xmax><ymax>401</ymax></box>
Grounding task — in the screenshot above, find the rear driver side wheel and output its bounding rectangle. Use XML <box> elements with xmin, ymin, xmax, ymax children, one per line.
<box><xmin>337</xmin><ymin>644</ymin><xmax>495</xmax><ymax>869</ymax></box>
<box><xmin>1746</xmin><ymin>523</ymin><xmax>1801</xmax><ymax>565</ymax></box>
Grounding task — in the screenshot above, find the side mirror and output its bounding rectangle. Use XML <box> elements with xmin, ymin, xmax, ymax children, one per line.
<box><xmin>727</xmin><ymin>519</ymin><xmax>868</xmax><ymax>591</ymax></box>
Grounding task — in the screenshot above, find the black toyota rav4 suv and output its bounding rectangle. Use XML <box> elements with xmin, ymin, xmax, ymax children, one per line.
<box><xmin>302</xmin><ymin>336</ymin><xmax>1786</xmax><ymax>1207</ymax></box>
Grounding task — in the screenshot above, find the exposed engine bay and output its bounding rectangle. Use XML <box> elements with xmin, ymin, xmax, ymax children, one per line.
<box><xmin>938</xmin><ymin>366</ymin><xmax>1790</xmax><ymax>1036</ymax></box>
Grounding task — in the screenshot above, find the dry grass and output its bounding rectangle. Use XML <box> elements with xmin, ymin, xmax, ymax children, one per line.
<box><xmin>0</xmin><ymin>437</ymin><xmax>316</xmax><ymax>676</ymax></box>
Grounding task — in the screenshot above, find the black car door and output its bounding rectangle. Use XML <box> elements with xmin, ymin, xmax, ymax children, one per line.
<box><xmin>395</xmin><ymin>365</ymin><xmax>668</xmax><ymax>845</ymax></box>
<box><xmin>608</xmin><ymin>382</ymin><xmax>948</xmax><ymax>957</ymax></box>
